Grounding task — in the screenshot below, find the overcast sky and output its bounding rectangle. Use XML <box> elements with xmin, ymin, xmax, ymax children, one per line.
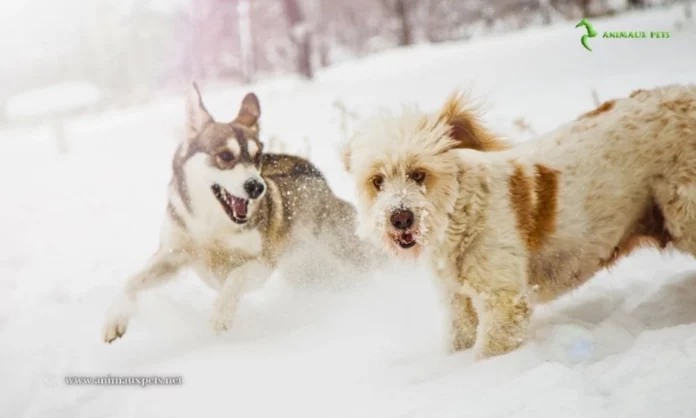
<box><xmin>0</xmin><ymin>0</ymin><xmax>187</xmax><ymax>66</ymax></box>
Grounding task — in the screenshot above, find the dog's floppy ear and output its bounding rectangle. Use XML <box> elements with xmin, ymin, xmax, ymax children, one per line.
<box><xmin>437</xmin><ymin>91</ymin><xmax>509</xmax><ymax>151</ymax></box>
<box><xmin>234</xmin><ymin>92</ymin><xmax>261</xmax><ymax>132</ymax></box>
<box><xmin>186</xmin><ymin>81</ymin><xmax>213</xmax><ymax>138</ymax></box>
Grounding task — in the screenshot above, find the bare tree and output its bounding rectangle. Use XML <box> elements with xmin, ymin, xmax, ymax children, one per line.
<box><xmin>238</xmin><ymin>0</ymin><xmax>255</xmax><ymax>82</ymax></box>
<box><xmin>627</xmin><ymin>0</ymin><xmax>645</xmax><ymax>9</ymax></box>
<box><xmin>283</xmin><ymin>0</ymin><xmax>313</xmax><ymax>78</ymax></box>
<box><xmin>539</xmin><ymin>0</ymin><xmax>553</xmax><ymax>24</ymax></box>
<box><xmin>380</xmin><ymin>0</ymin><xmax>416</xmax><ymax>46</ymax></box>
<box><xmin>314</xmin><ymin>0</ymin><xmax>332</xmax><ymax>67</ymax></box>
<box><xmin>394</xmin><ymin>0</ymin><xmax>414</xmax><ymax>45</ymax></box>
<box><xmin>686</xmin><ymin>0</ymin><xmax>693</xmax><ymax>19</ymax></box>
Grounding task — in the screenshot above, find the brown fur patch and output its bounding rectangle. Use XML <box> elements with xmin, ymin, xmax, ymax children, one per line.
<box><xmin>531</xmin><ymin>165</ymin><xmax>559</xmax><ymax>249</ymax></box>
<box><xmin>508</xmin><ymin>162</ymin><xmax>559</xmax><ymax>251</ymax></box>
<box><xmin>630</xmin><ymin>89</ymin><xmax>649</xmax><ymax>99</ymax></box>
<box><xmin>261</xmin><ymin>153</ymin><xmax>323</xmax><ymax>178</ymax></box>
<box><xmin>660</xmin><ymin>98</ymin><xmax>694</xmax><ymax>114</ymax></box>
<box><xmin>599</xmin><ymin>201</ymin><xmax>672</xmax><ymax>268</ymax></box>
<box><xmin>438</xmin><ymin>91</ymin><xmax>510</xmax><ymax>151</ymax></box>
<box><xmin>579</xmin><ymin>100</ymin><xmax>616</xmax><ymax>119</ymax></box>
<box><xmin>341</xmin><ymin>147</ymin><xmax>351</xmax><ymax>172</ymax></box>
<box><xmin>167</xmin><ymin>202</ymin><xmax>186</xmax><ymax>228</ymax></box>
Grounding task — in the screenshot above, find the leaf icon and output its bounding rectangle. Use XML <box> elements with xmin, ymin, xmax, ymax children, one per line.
<box><xmin>575</xmin><ymin>18</ymin><xmax>598</xmax><ymax>52</ymax></box>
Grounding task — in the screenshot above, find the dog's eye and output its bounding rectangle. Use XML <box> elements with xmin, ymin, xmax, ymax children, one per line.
<box><xmin>410</xmin><ymin>170</ymin><xmax>426</xmax><ymax>184</ymax></box>
<box><xmin>371</xmin><ymin>175</ymin><xmax>384</xmax><ymax>190</ymax></box>
<box><xmin>218</xmin><ymin>151</ymin><xmax>234</xmax><ymax>162</ymax></box>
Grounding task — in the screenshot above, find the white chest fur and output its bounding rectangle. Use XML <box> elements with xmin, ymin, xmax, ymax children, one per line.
<box><xmin>429</xmin><ymin>251</ymin><xmax>462</xmax><ymax>293</ymax></box>
<box><xmin>191</xmin><ymin>228</ymin><xmax>265</xmax><ymax>290</ymax></box>
<box><xmin>223</xmin><ymin>228</ymin><xmax>263</xmax><ymax>255</ymax></box>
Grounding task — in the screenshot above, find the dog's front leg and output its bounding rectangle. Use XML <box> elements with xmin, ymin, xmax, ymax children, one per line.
<box><xmin>470</xmin><ymin>283</ymin><xmax>532</xmax><ymax>360</ymax></box>
<box><xmin>210</xmin><ymin>259</ymin><xmax>272</xmax><ymax>335</ymax></box>
<box><xmin>448</xmin><ymin>292</ymin><xmax>479</xmax><ymax>352</ymax></box>
<box><xmin>103</xmin><ymin>248</ymin><xmax>189</xmax><ymax>343</ymax></box>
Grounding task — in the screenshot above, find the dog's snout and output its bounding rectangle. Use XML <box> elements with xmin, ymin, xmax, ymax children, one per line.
<box><xmin>390</xmin><ymin>209</ymin><xmax>414</xmax><ymax>230</ymax></box>
<box><xmin>244</xmin><ymin>178</ymin><xmax>265</xmax><ymax>199</ymax></box>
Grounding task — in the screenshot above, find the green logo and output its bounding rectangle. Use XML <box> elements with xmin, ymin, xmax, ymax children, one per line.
<box><xmin>574</xmin><ymin>19</ymin><xmax>671</xmax><ymax>51</ymax></box>
<box><xmin>575</xmin><ymin>18</ymin><xmax>597</xmax><ymax>52</ymax></box>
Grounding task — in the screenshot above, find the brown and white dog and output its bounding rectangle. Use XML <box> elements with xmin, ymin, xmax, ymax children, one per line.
<box><xmin>342</xmin><ymin>85</ymin><xmax>696</xmax><ymax>359</ymax></box>
<box><xmin>103</xmin><ymin>83</ymin><xmax>373</xmax><ymax>343</ymax></box>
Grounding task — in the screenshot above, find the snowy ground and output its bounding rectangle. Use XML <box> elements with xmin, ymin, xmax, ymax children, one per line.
<box><xmin>3</xmin><ymin>6</ymin><xmax>696</xmax><ymax>418</ymax></box>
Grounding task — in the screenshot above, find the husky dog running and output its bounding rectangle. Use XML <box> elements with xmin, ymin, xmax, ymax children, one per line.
<box><xmin>103</xmin><ymin>83</ymin><xmax>373</xmax><ymax>342</ymax></box>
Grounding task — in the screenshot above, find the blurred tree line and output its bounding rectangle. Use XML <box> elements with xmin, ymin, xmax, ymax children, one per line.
<box><xmin>0</xmin><ymin>0</ymin><xmax>692</xmax><ymax>110</ymax></box>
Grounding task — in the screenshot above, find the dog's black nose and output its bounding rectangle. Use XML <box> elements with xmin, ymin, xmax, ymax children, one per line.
<box><xmin>390</xmin><ymin>209</ymin><xmax>414</xmax><ymax>230</ymax></box>
<box><xmin>244</xmin><ymin>178</ymin><xmax>265</xmax><ymax>199</ymax></box>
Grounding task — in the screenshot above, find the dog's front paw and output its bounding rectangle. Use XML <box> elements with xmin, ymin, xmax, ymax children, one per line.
<box><xmin>448</xmin><ymin>295</ymin><xmax>479</xmax><ymax>353</ymax></box>
<box><xmin>102</xmin><ymin>297</ymin><xmax>135</xmax><ymax>343</ymax></box>
<box><xmin>472</xmin><ymin>291</ymin><xmax>531</xmax><ymax>360</ymax></box>
<box><xmin>473</xmin><ymin>335</ymin><xmax>525</xmax><ymax>360</ymax></box>
<box><xmin>451</xmin><ymin>331</ymin><xmax>476</xmax><ymax>353</ymax></box>
<box><xmin>103</xmin><ymin>314</ymin><xmax>129</xmax><ymax>343</ymax></box>
<box><xmin>210</xmin><ymin>313</ymin><xmax>232</xmax><ymax>336</ymax></box>
<box><xmin>450</xmin><ymin>319</ymin><xmax>478</xmax><ymax>353</ymax></box>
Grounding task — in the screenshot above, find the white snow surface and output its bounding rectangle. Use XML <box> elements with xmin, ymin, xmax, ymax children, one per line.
<box><xmin>3</xmin><ymin>6</ymin><xmax>696</xmax><ymax>418</ymax></box>
<box><xmin>5</xmin><ymin>82</ymin><xmax>103</xmax><ymax>120</ymax></box>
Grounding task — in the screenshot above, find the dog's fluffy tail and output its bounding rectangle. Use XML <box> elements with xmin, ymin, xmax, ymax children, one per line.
<box><xmin>438</xmin><ymin>90</ymin><xmax>511</xmax><ymax>152</ymax></box>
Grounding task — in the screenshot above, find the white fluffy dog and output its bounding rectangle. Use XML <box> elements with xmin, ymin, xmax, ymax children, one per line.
<box><xmin>342</xmin><ymin>85</ymin><xmax>696</xmax><ymax>359</ymax></box>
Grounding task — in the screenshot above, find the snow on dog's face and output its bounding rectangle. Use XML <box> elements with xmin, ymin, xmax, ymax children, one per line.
<box><xmin>177</xmin><ymin>83</ymin><xmax>266</xmax><ymax>227</ymax></box>
<box><xmin>342</xmin><ymin>92</ymin><xmax>508</xmax><ymax>259</ymax></box>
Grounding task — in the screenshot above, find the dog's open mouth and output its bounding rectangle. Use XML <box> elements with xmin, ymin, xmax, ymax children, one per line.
<box><xmin>211</xmin><ymin>184</ymin><xmax>248</xmax><ymax>224</ymax></box>
<box><xmin>394</xmin><ymin>232</ymin><xmax>417</xmax><ymax>249</ymax></box>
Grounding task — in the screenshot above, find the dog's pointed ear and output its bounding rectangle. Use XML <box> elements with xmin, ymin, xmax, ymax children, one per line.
<box><xmin>437</xmin><ymin>91</ymin><xmax>509</xmax><ymax>151</ymax></box>
<box><xmin>234</xmin><ymin>92</ymin><xmax>261</xmax><ymax>132</ymax></box>
<box><xmin>186</xmin><ymin>81</ymin><xmax>213</xmax><ymax>137</ymax></box>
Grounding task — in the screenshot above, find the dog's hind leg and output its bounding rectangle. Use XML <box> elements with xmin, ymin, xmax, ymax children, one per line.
<box><xmin>102</xmin><ymin>248</ymin><xmax>189</xmax><ymax>343</ymax></box>
<box><xmin>210</xmin><ymin>259</ymin><xmax>273</xmax><ymax>335</ymax></box>
<box><xmin>653</xmin><ymin>178</ymin><xmax>696</xmax><ymax>255</ymax></box>
<box><xmin>651</xmin><ymin>104</ymin><xmax>696</xmax><ymax>255</ymax></box>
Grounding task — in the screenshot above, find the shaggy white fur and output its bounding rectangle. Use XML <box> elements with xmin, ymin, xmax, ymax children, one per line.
<box><xmin>344</xmin><ymin>85</ymin><xmax>696</xmax><ymax>359</ymax></box>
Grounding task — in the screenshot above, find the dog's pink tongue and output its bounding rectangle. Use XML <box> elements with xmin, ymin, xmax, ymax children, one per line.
<box><xmin>231</xmin><ymin>197</ymin><xmax>248</xmax><ymax>218</ymax></box>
